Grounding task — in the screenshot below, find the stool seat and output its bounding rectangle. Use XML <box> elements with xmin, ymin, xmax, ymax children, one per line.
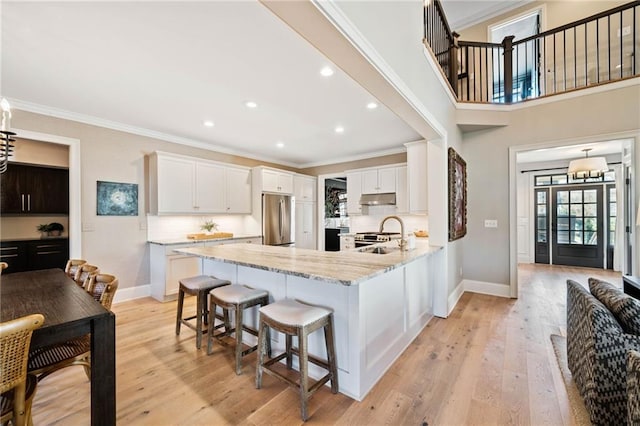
<box><xmin>259</xmin><ymin>299</ymin><xmax>331</xmax><ymax>327</ymax></box>
<box><xmin>176</xmin><ymin>275</ymin><xmax>231</xmax><ymax>349</ymax></box>
<box><xmin>180</xmin><ymin>275</ymin><xmax>229</xmax><ymax>292</ymax></box>
<box><xmin>211</xmin><ymin>284</ymin><xmax>268</xmax><ymax>304</ymax></box>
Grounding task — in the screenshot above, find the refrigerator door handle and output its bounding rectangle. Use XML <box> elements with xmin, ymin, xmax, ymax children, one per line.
<box><xmin>279</xmin><ymin>199</ymin><xmax>284</xmax><ymax>242</ymax></box>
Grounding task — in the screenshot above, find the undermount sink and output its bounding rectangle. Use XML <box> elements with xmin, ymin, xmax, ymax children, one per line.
<box><xmin>360</xmin><ymin>246</ymin><xmax>396</xmax><ymax>255</ymax></box>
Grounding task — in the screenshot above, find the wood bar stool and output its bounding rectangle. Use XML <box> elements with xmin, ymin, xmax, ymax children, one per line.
<box><xmin>208</xmin><ymin>284</ymin><xmax>270</xmax><ymax>375</ymax></box>
<box><xmin>176</xmin><ymin>275</ymin><xmax>231</xmax><ymax>349</ymax></box>
<box><xmin>255</xmin><ymin>299</ymin><xmax>338</xmax><ymax>421</ymax></box>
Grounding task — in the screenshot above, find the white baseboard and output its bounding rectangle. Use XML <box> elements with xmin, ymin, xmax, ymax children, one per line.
<box><xmin>462</xmin><ymin>279</ymin><xmax>511</xmax><ymax>298</ymax></box>
<box><xmin>113</xmin><ymin>284</ymin><xmax>151</xmax><ymax>304</ymax></box>
<box><xmin>447</xmin><ymin>280</ymin><xmax>465</xmax><ymax>316</ymax></box>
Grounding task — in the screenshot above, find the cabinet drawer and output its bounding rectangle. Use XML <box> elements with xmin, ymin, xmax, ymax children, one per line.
<box><xmin>0</xmin><ymin>242</ymin><xmax>28</xmax><ymax>273</ymax></box>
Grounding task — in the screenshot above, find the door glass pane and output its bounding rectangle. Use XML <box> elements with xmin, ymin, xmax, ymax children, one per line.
<box><xmin>570</xmin><ymin>191</ymin><xmax>582</xmax><ymax>203</ymax></box>
<box><xmin>557</xmin><ymin>217</ymin><xmax>570</xmax><ymax>230</ymax></box>
<box><xmin>537</xmin><ymin>217</ymin><xmax>547</xmax><ymax>229</ymax></box>
<box><xmin>609</xmin><ymin>190</ymin><xmax>616</xmax><ymax>202</ymax></box>
<box><xmin>584</xmin><ymin>217</ymin><xmax>597</xmax><ymax>231</ymax></box>
<box><xmin>610</xmin><ymin>203</ymin><xmax>617</xmax><ymax>216</ymax></box>
<box><xmin>584</xmin><ymin>231</ymin><xmax>597</xmax><ymax>245</ymax></box>
<box><xmin>570</xmin><ymin>217</ymin><xmax>583</xmax><ymax>230</ymax></box>
<box><xmin>610</xmin><ymin>231</ymin><xmax>615</xmax><ymax>245</ymax></box>
<box><xmin>538</xmin><ymin>230</ymin><xmax>547</xmax><ymax>243</ymax></box>
<box><xmin>557</xmin><ymin>204</ymin><xmax>569</xmax><ymax>216</ymax></box>
<box><xmin>538</xmin><ymin>205</ymin><xmax>547</xmax><ymax>215</ymax></box>
<box><xmin>552</xmin><ymin>175</ymin><xmax>567</xmax><ymax>185</ymax></box>
<box><xmin>604</xmin><ymin>171</ymin><xmax>615</xmax><ymax>181</ymax></box>
<box><xmin>570</xmin><ymin>231</ymin><xmax>583</xmax><ymax>244</ymax></box>
<box><xmin>610</xmin><ymin>217</ymin><xmax>616</xmax><ymax>231</ymax></box>
<box><xmin>557</xmin><ymin>231</ymin><xmax>569</xmax><ymax>244</ymax></box>
<box><xmin>584</xmin><ymin>203</ymin><xmax>597</xmax><ymax>217</ymax></box>
<box><xmin>557</xmin><ymin>191</ymin><xmax>569</xmax><ymax>203</ymax></box>
<box><xmin>536</xmin><ymin>176</ymin><xmax>551</xmax><ymax>185</ymax></box>
<box><xmin>570</xmin><ymin>204</ymin><xmax>583</xmax><ymax>217</ymax></box>
<box><xmin>537</xmin><ymin>192</ymin><xmax>546</xmax><ymax>203</ymax></box>
<box><xmin>584</xmin><ymin>190</ymin><xmax>597</xmax><ymax>203</ymax></box>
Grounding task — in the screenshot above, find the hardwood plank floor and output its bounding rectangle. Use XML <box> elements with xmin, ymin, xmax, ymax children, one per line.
<box><xmin>31</xmin><ymin>264</ymin><xmax>621</xmax><ymax>425</ymax></box>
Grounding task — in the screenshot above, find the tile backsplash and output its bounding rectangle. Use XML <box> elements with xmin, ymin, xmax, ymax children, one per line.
<box><xmin>1</xmin><ymin>216</ymin><xmax>70</xmax><ymax>240</ymax></box>
<box><xmin>146</xmin><ymin>215</ymin><xmax>260</xmax><ymax>240</ymax></box>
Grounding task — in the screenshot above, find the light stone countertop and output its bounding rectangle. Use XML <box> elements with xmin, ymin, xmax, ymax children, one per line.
<box><xmin>175</xmin><ymin>239</ymin><xmax>442</xmax><ymax>286</ymax></box>
<box><xmin>148</xmin><ymin>235</ymin><xmax>262</xmax><ymax>246</ymax></box>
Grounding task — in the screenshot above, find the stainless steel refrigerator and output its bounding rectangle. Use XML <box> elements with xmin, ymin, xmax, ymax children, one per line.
<box><xmin>262</xmin><ymin>193</ymin><xmax>294</xmax><ymax>246</ymax></box>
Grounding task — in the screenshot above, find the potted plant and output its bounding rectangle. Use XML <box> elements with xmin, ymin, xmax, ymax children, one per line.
<box><xmin>36</xmin><ymin>222</ymin><xmax>65</xmax><ymax>238</ymax></box>
<box><xmin>200</xmin><ymin>219</ymin><xmax>218</xmax><ymax>235</ymax></box>
<box><xmin>37</xmin><ymin>223</ymin><xmax>50</xmax><ymax>238</ymax></box>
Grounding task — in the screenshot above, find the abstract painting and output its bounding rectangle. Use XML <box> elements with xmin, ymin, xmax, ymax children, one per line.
<box><xmin>97</xmin><ymin>181</ymin><xmax>138</xmax><ymax>216</ymax></box>
<box><xmin>448</xmin><ymin>148</ymin><xmax>467</xmax><ymax>241</ymax></box>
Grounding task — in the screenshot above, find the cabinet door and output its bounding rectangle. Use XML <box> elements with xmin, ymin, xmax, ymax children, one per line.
<box><xmin>262</xmin><ymin>169</ymin><xmax>280</xmax><ymax>193</ymax></box>
<box><xmin>157</xmin><ymin>156</ymin><xmax>196</xmax><ymax>213</ymax></box>
<box><xmin>0</xmin><ymin>241</ymin><xmax>28</xmax><ymax>273</ymax></box>
<box><xmin>377</xmin><ymin>168</ymin><xmax>396</xmax><ymax>193</ymax></box>
<box><xmin>361</xmin><ymin>170</ymin><xmax>379</xmax><ymax>194</ymax></box>
<box><xmin>395</xmin><ymin>166</ymin><xmax>409</xmax><ymax>214</ymax></box>
<box><xmin>28</xmin><ymin>166</ymin><xmax>69</xmax><ymax>214</ymax></box>
<box><xmin>27</xmin><ymin>239</ymin><xmax>69</xmax><ymax>271</ymax></box>
<box><xmin>277</xmin><ymin>173</ymin><xmax>294</xmax><ymax>194</ymax></box>
<box><xmin>294</xmin><ymin>176</ymin><xmax>316</xmax><ymax>201</ymax></box>
<box><xmin>0</xmin><ymin>164</ymin><xmax>25</xmax><ymax>213</ymax></box>
<box><xmin>226</xmin><ymin>167</ymin><xmax>251</xmax><ymax>213</ymax></box>
<box><xmin>295</xmin><ymin>202</ymin><xmax>315</xmax><ymax>249</ymax></box>
<box><xmin>346</xmin><ymin>172</ymin><xmax>363</xmax><ymax>215</ymax></box>
<box><xmin>195</xmin><ymin>162</ymin><xmax>225</xmax><ymax>212</ymax></box>
<box><xmin>166</xmin><ymin>255</ymin><xmax>200</xmax><ymax>296</ymax></box>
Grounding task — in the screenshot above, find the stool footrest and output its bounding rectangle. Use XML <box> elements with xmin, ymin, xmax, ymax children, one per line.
<box><xmin>287</xmin><ymin>347</ymin><xmax>331</xmax><ymax>370</ymax></box>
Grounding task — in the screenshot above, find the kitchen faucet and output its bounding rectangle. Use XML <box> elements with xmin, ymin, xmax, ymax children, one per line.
<box><xmin>379</xmin><ymin>215</ymin><xmax>406</xmax><ymax>251</ymax></box>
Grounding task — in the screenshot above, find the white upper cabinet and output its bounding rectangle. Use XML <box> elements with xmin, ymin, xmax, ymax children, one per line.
<box><xmin>346</xmin><ymin>171</ymin><xmax>363</xmax><ymax>215</ymax></box>
<box><xmin>406</xmin><ymin>141</ymin><xmax>428</xmax><ymax>214</ymax></box>
<box><xmin>258</xmin><ymin>167</ymin><xmax>294</xmax><ymax>194</ymax></box>
<box><xmin>295</xmin><ymin>200</ymin><xmax>316</xmax><ymax>250</ymax></box>
<box><xmin>395</xmin><ymin>166</ymin><xmax>409</xmax><ymax>214</ymax></box>
<box><xmin>149</xmin><ymin>152</ymin><xmax>252</xmax><ymax>214</ymax></box>
<box><xmin>294</xmin><ymin>174</ymin><xmax>316</xmax><ymax>201</ymax></box>
<box><xmin>361</xmin><ymin>167</ymin><xmax>396</xmax><ymax>194</ymax></box>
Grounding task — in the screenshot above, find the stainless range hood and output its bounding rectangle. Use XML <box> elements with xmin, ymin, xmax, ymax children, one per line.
<box><xmin>359</xmin><ymin>192</ymin><xmax>396</xmax><ymax>206</ymax></box>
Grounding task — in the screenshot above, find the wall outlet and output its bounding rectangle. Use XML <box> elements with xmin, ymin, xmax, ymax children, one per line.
<box><xmin>484</xmin><ymin>219</ymin><xmax>498</xmax><ymax>228</ymax></box>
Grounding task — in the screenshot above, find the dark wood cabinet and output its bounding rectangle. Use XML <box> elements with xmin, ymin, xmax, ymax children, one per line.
<box><xmin>0</xmin><ymin>239</ymin><xmax>69</xmax><ymax>274</ymax></box>
<box><xmin>0</xmin><ymin>163</ymin><xmax>69</xmax><ymax>214</ymax></box>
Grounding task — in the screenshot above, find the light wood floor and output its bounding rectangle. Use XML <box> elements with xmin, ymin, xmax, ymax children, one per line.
<box><xmin>32</xmin><ymin>264</ymin><xmax>621</xmax><ymax>425</ymax></box>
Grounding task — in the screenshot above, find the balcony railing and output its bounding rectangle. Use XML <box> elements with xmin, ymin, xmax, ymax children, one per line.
<box><xmin>423</xmin><ymin>0</ymin><xmax>640</xmax><ymax>103</ymax></box>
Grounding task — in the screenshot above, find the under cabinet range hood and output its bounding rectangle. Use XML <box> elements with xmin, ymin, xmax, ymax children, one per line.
<box><xmin>359</xmin><ymin>192</ymin><xmax>396</xmax><ymax>206</ymax></box>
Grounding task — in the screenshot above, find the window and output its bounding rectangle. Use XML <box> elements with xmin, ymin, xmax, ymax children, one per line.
<box><xmin>535</xmin><ymin>172</ymin><xmax>614</xmax><ymax>186</ymax></box>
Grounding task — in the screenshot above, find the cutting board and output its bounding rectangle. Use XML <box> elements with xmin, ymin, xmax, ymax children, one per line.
<box><xmin>186</xmin><ymin>232</ymin><xmax>234</xmax><ymax>240</ymax></box>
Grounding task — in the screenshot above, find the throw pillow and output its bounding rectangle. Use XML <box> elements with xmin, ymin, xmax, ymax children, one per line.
<box><xmin>590</xmin><ymin>277</ymin><xmax>640</xmax><ymax>335</ymax></box>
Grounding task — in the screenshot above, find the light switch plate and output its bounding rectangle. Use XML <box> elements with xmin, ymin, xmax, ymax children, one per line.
<box><xmin>484</xmin><ymin>219</ymin><xmax>498</xmax><ymax>228</ymax></box>
<box><xmin>82</xmin><ymin>222</ymin><xmax>95</xmax><ymax>232</ymax></box>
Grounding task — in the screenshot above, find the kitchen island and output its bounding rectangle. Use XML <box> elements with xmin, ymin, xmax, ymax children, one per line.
<box><xmin>176</xmin><ymin>240</ymin><xmax>443</xmax><ymax>401</ymax></box>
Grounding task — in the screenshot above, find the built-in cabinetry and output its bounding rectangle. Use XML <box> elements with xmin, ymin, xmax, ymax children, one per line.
<box><xmin>253</xmin><ymin>166</ymin><xmax>294</xmax><ymax>194</ymax></box>
<box><xmin>149</xmin><ymin>236</ymin><xmax>262</xmax><ymax>302</ymax></box>
<box><xmin>340</xmin><ymin>234</ymin><xmax>355</xmax><ymax>251</ymax></box>
<box><xmin>346</xmin><ymin>164</ymin><xmax>403</xmax><ymax>215</ymax></box>
<box><xmin>0</xmin><ymin>163</ymin><xmax>69</xmax><ymax>214</ymax></box>
<box><xmin>148</xmin><ymin>152</ymin><xmax>252</xmax><ymax>215</ymax></box>
<box><xmin>405</xmin><ymin>141</ymin><xmax>428</xmax><ymax>214</ymax></box>
<box><xmin>0</xmin><ymin>238</ymin><xmax>69</xmax><ymax>274</ymax></box>
<box><xmin>294</xmin><ymin>174</ymin><xmax>317</xmax><ymax>250</ymax></box>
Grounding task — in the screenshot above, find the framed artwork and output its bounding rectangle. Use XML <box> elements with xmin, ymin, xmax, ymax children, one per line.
<box><xmin>97</xmin><ymin>181</ymin><xmax>138</xmax><ymax>216</ymax></box>
<box><xmin>448</xmin><ymin>147</ymin><xmax>467</xmax><ymax>241</ymax></box>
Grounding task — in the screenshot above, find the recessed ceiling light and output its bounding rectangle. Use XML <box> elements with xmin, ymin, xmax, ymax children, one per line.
<box><xmin>276</xmin><ymin>141</ymin><xmax>285</xmax><ymax>149</ymax></box>
<box><xmin>245</xmin><ymin>101</ymin><xmax>258</xmax><ymax>108</ymax></box>
<box><xmin>320</xmin><ymin>66</ymin><xmax>334</xmax><ymax>77</ymax></box>
<box><xmin>203</xmin><ymin>120</ymin><xmax>215</xmax><ymax>127</ymax></box>
<box><xmin>335</xmin><ymin>126</ymin><xmax>345</xmax><ymax>134</ymax></box>
<box><xmin>366</xmin><ymin>102</ymin><xmax>378</xmax><ymax>109</ymax></box>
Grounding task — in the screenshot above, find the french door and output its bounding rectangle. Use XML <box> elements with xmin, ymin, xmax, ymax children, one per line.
<box><xmin>551</xmin><ymin>185</ymin><xmax>604</xmax><ymax>268</ymax></box>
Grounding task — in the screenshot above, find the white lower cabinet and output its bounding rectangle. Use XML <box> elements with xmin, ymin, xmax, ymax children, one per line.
<box><xmin>295</xmin><ymin>201</ymin><xmax>316</xmax><ymax>249</ymax></box>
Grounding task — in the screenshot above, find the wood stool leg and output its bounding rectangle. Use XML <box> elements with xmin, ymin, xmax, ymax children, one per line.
<box><xmin>298</xmin><ymin>327</ymin><xmax>309</xmax><ymax>421</ymax></box>
<box><xmin>234</xmin><ymin>303</ymin><xmax>244</xmax><ymax>375</ymax></box>
<box><xmin>207</xmin><ymin>296</ymin><xmax>217</xmax><ymax>355</ymax></box>
<box><xmin>175</xmin><ymin>288</ymin><xmax>184</xmax><ymax>335</ymax></box>
<box><xmin>255</xmin><ymin>320</ymin><xmax>268</xmax><ymax>389</ymax></box>
<box><xmin>286</xmin><ymin>334</ymin><xmax>293</xmax><ymax>369</ymax></box>
<box><xmin>324</xmin><ymin>315</ymin><xmax>339</xmax><ymax>393</ymax></box>
<box><xmin>195</xmin><ymin>292</ymin><xmax>203</xmax><ymax>349</ymax></box>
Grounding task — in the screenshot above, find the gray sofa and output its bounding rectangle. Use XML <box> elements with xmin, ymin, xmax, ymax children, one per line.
<box><xmin>567</xmin><ymin>278</ymin><xmax>640</xmax><ymax>425</ymax></box>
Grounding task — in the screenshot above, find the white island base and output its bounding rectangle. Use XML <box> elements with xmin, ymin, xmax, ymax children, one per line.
<box><xmin>197</xmin><ymin>248</ymin><xmax>443</xmax><ymax>401</ymax></box>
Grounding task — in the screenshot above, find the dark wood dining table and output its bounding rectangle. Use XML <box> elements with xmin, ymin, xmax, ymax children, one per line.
<box><xmin>0</xmin><ymin>268</ymin><xmax>115</xmax><ymax>425</ymax></box>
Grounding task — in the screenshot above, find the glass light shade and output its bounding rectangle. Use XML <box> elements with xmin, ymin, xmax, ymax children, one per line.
<box><xmin>567</xmin><ymin>156</ymin><xmax>608</xmax><ymax>179</ymax></box>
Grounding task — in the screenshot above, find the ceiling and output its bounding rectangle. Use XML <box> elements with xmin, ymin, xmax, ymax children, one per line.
<box><xmin>2</xmin><ymin>1</ymin><xmax>424</xmax><ymax>168</ymax></box>
<box><xmin>517</xmin><ymin>140</ymin><xmax>626</xmax><ymax>164</ymax></box>
<box><xmin>440</xmin><ymin>0</ymin><xmax>535</xmax><ymax>31</ymax></box>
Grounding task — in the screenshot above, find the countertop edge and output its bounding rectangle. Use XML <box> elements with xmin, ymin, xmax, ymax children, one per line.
<box><xmin>148</xmin><ymin>235</ymin><xmax>262</xmax><ymax>245</ymax></box>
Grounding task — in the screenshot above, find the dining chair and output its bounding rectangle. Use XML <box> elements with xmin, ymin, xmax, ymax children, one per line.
<box><xmin>0</xmin><ymin>313</ymin><xmax>45</xmax><ymax>426</ymax></box>
<box><xmin>73</xmin><ymin>264</ymin><xmax>100</xmax><ymax>288</ymax></box>
<box><xmin>64</xmin><ymin>259</ymin><xmax>87</xmax><ymax>279</ymax></box>
<box><xmin>28</xmin><ymin>274</ymin><xmax>118</xmax><ymax>381</ymax></box>
<box><xmin>0</xmin><ymin>262</ymin><xmax>8</xmax><ymax>274</ymax></box>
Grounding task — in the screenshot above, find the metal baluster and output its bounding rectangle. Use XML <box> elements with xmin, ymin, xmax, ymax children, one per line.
<box><xmin>608</xmin><ymin>15</ymin><xmax>611</xmax><ymax>80</ymax></box>
<box><xmin>619</xmin><ymin>11</ymin><xmax>623</xmax><ymax>78</ymax></box>
<box><xmin>563</xmin><ymin>30</ymin><xmax>567</xmax><ymax>92</ymax></box>
<box><xmin>585</xmin><ymin>22</ymin><xmax>588</xmax><ymax>86</ymax></box>
<box><xmin>596</xmin><ymin>19</ymin><xmax>600</xmax><ymax>83</ymax></box>
<box><xmin>574</xmin><ymin>26</ymin><xmax>577</xmax><ymax>88</ymax></box>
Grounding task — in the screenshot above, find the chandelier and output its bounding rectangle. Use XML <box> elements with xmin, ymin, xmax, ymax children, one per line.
<box><xmin>0</xmin><ymin>98</ymin><xmax>16</xmax><ymax>174</ymax></box>
<box><xmin>567</xmin><ymin>148</ymin><xmax>608</xmax><ymax>179</ymax></box>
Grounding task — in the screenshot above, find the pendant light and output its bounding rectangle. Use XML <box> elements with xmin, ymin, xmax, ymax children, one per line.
<box><xmin>567</xmin><ymin>148</ymin><xmax>608</xmax><ymax>179</ymax></box>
